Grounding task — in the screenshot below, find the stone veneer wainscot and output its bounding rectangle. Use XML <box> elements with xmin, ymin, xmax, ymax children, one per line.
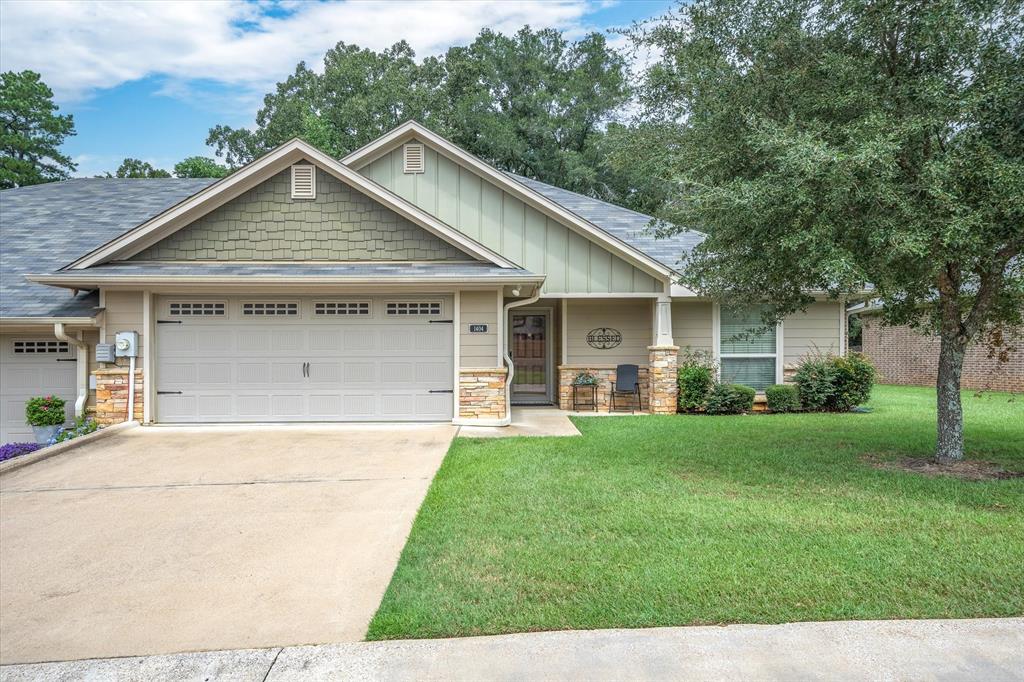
<box><xmin>92</xmin><ymin>367</ymin><xmax>143</xmax><ymax>425</ymax></box>
<box><xmin>459</xmin><ymin>368</ymin><xmax>508</xmax><ymax>420</ymax></box>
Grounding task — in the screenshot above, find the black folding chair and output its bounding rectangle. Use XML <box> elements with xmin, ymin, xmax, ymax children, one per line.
<box><xmin>610</xmin><ymin>364</ymin><xmax>643</xmax><ymax>413</ymax></box>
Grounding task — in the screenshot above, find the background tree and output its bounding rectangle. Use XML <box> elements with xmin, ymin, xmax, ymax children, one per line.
<box><xmin>104</xmin><ymin>158</ymin><xmax>171</xmax><ymax>178</ymax></box>
<box><xmin>174</xmin><ymin>156</ymin><xmax>229</xmax><ymax>178</ymax></box>
<box><xmin>0</xmin><ymin>70</ymin><xmax>76</xmax><ymax>189</ymax></box>
<box><xmin>206</xmin><ymin>28</ymin><xmax>630</xmax><ymax>197</ymax></box>
<box><xmin>620</xmin><ymin>0</ymin><xmax>1023</xmax><ymax>462</ymax></box>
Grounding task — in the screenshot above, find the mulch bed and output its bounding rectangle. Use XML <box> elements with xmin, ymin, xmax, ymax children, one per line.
<box><xmin>864</xmin><ymin>455</ymin><xmax>1024</xmax><ymax>481</ymax></box>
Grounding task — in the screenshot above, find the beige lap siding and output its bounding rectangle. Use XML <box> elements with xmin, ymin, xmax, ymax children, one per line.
<box><xmin>101</xmin><ymin>290</ymin><xmax>146</xmax><ymax>365</ymax></box>
<box><xmin>783</xmin><ymin>302</ymin><xmax>842</xmax><ymax>366</ymax></box>
<box><xmin>459</xmin><ymin>290</ymin><xmax>499</xmax><ymax>368</ymax></box>
<box><xmin>564</xmin><ymin>299</ymin><xmax>652</xmax><ymax>365</ymax></box>
<box><xmin>671</xmin><ymin>301</ymin><xmax>714</xmax><ymax>355</ymax></box>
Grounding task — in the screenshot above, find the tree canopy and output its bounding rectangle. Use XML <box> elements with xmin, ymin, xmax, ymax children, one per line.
<box><xmin>173</xmin><ymin>156</ymin><xmax>229</xmax><ymax>178</ymax></box>
<box><xmin>0</xmin><ymin>70</ymin><xmax>76</xmax><ymax>189</ymax></box>
<box><xmin>105</xmin><ymin>158</ymin><xmax>171</xmax><ymax>178</ymax></box>
<box><xmin>207</xmin><ymin>27</ymin><xmax>631</xmax><ymax>198</ymax></box>
<box><xmin>621</xmin><ymin>0</ymin><xmax>1023</xmax><ymax>461</ymax></box>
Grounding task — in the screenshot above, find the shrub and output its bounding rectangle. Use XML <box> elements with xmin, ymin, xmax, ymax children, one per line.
<box><xmin>829</xmin><ymin>352</ymin><xmax>876</xmax><ymax>411</ymax></box>
<box><xmin>25</xmin><ymin>395</ymin><xmax>66</xmax><ymax>427</ymax></box>
<box><xmin>705</xmin><ymin>383</ymin><xmax>756</xmax><ymax>414</ymax></box>
<box><xmin>0</xmin><ymin>442</ymin><xmax>41</xmax><ymax>462</ymax></box>
<box><xmin>765</xmin><ymin>384</ymin><xmax>800</xmax><ymax>412</ymax></box>
<box><xmin>792</xmin><ymin>352</ymin><xmax>876</xmax><ymax>412</ymax></box>
<box><xmin>53</xmin><ymin>415</ymin><xmax>99</xmax><ymax>444</ymax></box>
<box><xmin>677</xmin><ymin>348</ymin><xmax>717</xmax><ymax>411</ymax></box>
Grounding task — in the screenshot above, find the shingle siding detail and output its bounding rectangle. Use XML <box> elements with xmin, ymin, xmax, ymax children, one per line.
<box><xmin>131</xmin><ymin>168</ymin><xmax>467</xmax><ymax>262</ymax></box>
<box><xmin>861</xmin><ymin>316</ymin><xmax>1024</xmax><ymax>392</ymax></box>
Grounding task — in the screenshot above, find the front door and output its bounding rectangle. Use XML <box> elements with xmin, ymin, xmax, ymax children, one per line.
<box><xmin>510</xmin><ymin>312</ymin><xmax>550</xmax><ymax>405</ymax></box>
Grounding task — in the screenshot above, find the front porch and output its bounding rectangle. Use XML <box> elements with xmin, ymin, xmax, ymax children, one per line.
<box><xmin>506</xmin><ymin>297</ymin><xmax>678</xmax><ymax>416</ymax></box>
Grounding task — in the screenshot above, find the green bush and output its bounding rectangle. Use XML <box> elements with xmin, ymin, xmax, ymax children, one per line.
<box><xmin>830</xmin><ymin>352</ymin><xmax>876</xmax><ymax>410</ymax></box>
<box><xmin>705</xmin><ymin>383</ymin><xmax>756</xmax><ymax>414</ymax></box>
<box><xmin>765</xmin><ymin>384</ymin><xmax>800</xmax><ymax>412</ymax></box>
<box><xmin>792</xmin><ymin>352</ymin><xmax>876</xmax><ymax>412</ymax></box>
<box><xmin>25</xmin><ymin>395</ymin><xmax>66</xmax><ymax>427</ymax></box>
<box><xmin>55</xmin><ymin>415</ymin><xmax>99</xmax><ymax>444</ymax></box>
<box><xmin>677</xmin><ymin>348</ymin><xmax>717</xmax><ymax>412</ymax></box>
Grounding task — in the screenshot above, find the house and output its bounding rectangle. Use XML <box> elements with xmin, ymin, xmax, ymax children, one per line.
<box><xmin>0</xmin><ymin>121</ymin><xmax>847</xmax><ymax>440</ymax></box>
<box><xmin>855</xmin><ymin>306</ymin><xmax>1023</xmax><ymax>393</ymax></box>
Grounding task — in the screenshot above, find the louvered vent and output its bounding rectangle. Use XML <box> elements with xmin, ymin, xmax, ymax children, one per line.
<box><xmin>291</xmin><ymin>164</ymin><xmax>316</xmax><ymax>199</ymax></box>
<box><xmin>403</xmin><ymin>143</ymin><xmax>424</xmax><ymax>174</ymax></box>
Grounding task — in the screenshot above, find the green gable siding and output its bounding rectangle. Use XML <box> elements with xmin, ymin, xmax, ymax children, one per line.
<box><xmin>361</xmin><ymin>142</ymin><xmax>660</xmax><ymax>294</ymax></box>
<box><xmin>132</xmin><ymin>167</ymin><xmax>468</xmax><ymax>262</ymax></box>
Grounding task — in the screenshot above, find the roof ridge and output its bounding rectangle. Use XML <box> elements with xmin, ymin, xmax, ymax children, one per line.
<box><xmin>501</xmin><ymin>171</ymin><xmax>658</xmax><ymax>223</ymax></box>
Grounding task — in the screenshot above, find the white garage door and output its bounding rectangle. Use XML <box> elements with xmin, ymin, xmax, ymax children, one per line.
<box><xmin>0</xmin><ymin>335</ymin><xmax>76</xmax><ymax>443</ymax></box>
<box><xmin>155</xmin><ymin>296</ymin><xmax>454</xmax><ymax>423</ymax></box>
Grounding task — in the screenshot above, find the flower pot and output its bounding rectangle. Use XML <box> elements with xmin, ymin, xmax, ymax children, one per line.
<box><xmin>31</xmin><ymin>424</ymin><xmax>61</xmax><ymax>445</ymax></box>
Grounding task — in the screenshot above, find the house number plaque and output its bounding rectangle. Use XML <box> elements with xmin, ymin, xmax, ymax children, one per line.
<box><xmin>586</xmin><ymin>327</ymin><xmax>622</xmax><ymax>349</ymax></box>
<box><xmin>469</xmin><ymin>324</ymin><xmax>488</xmax><ymax>333</ymax></box>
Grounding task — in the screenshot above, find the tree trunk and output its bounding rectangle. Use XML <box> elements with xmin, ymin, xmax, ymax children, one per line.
<box><xmin>935</xmin><ymin>332</ymin><xmax>966</xmax><ymax>463</ymax></box>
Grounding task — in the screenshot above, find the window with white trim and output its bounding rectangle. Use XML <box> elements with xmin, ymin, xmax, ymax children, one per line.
<box><xmin>315</xmin><ymin>301</ymin><xmax>370</xmax><ymax>316</ymax></box>
<box><xmin>13</xmin><ymin>340</ymin><xmax>70</xmax><ymax>354</ymax></box>
<box><xmin>169</xmin><ymin>301</ymin><xmax>225</xmax><ymax>316</ymax></box>
<box><xmin>242</xmin><ymin>302</ymin><xmax>299</xmax><ymax>316</ymax></box>
<box><xmin>385</xmin><ymin>301</ymin><xmax>441</xmax><ymax>316</ymax></box>
<box><xmin>719</xmin><ymin>306</ymin><xmax>777</xmax><ymax>390</ymax></box>
<box><xmin>290</xmin><ymin>164</ymin><xmax>316</xmax><ymax>199</ymax></box>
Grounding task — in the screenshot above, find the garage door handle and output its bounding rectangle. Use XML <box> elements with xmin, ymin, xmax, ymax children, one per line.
<box><xmin>157</xmin><ymin>320</ymin><xmax>182</xmax><ymax>324</ymax></box>
<box><xmin>428</xmin><ymin>389</ymin><xmax>454</xmax><ymax>394</ymax></box>
<box><xmin>55</xmin><ymin>358</ymin><xmax>76</xmax><ymax>362</ymax></box>
<box><xmin>428</xmin><ymin>319</ymin><xmax>454</xmax><ymax>324</ymax></box>
<box><xmin>157</xmin><ymin>391</ymin><xmax>182</xmax><ymax>395</ymax></box>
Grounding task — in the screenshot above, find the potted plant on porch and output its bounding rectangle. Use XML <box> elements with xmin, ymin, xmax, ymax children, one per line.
<box><xmin>25</xmin><ymin>395</ymin><xmax>67</xmax><ymax>445</ymax></box>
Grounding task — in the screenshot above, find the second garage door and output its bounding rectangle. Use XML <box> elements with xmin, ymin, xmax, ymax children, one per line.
<box><xmin>155</xmin><ymin>295</ymin><xmax>454</xmax><ymax>422</ymax></box>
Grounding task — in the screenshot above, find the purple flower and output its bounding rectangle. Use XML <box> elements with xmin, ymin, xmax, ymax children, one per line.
<box><xmin>0</xmin><ymin>442</ymin><xmax>41</xmax><ymax>462</ymax></box>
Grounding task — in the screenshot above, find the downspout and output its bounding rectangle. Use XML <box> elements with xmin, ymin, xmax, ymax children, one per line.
<box><xmin>54</xmin><ymin>323</ymin><xmax>88</xmax><ymax>418</ymax></box>
<box><xmin>499</xmin><ymin>287</ymin><xmax>542</xmax><ymax>426</ymax></box>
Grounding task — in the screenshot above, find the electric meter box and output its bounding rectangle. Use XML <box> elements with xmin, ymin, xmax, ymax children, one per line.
<box><xmin>114</xmin><ymin>331</ymin><xmax>139</xmax><ymax>358</ymax></box>
<box><xmin>95</xmin><ymin>343</ymin><xmax>116</xmax><ymax>363</ymax></box>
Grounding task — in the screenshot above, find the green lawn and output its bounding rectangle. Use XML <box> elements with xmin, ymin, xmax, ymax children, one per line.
<box><xmin>367</xmin><ymin>385</ymin><xmax>1024</xmax><ymax>640</ymax></box>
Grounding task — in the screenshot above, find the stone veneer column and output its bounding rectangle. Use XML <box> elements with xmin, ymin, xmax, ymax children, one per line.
<box><xmin>458</xmin><ymin>367</ymin><xmax>508</xmax><ymax>420</ymax></box>
<box><xmin>93</xmin><ymin>367</ymin><xmax>144</xmax><ymax>425</ymax></box>
<box><xmin>647</xmin><ymin>345</ymin><xmax>679</xmax><ymax>415</ymax></box>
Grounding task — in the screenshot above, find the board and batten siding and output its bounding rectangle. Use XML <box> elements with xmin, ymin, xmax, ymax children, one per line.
<box><xmin>565</xmin><ymin>299</ymin><xmax>652</xmax><ymax>365</ymax></box>
<box><xmin>459</xmin><ymin>290</ymin><xmax>499</xmax><ymax>368</ymax></box>
<box><xmin>361</xmin><ymin>141</ymin><xmax>661</xmax><ymax>295</ymax></box>
<box><xmin>672</xmin><ymin>301</ymin><xmax>714</xmax><ymax>354</ymax></box>
<box><xmin>102</xmin><ymin>290</ymin><xmax>145</xmax><ymax>362</ymax></box>
<box><xmin>783</xmin><ymin>302</ymin><xmax>842</xmax><ymax>365</ymax></box>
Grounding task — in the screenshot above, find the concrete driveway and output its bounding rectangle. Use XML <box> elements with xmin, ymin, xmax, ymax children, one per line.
<box><xmin>0</xmin><ymin>423</ymin><xmax>455</xmax><ymax>665</ymax></box>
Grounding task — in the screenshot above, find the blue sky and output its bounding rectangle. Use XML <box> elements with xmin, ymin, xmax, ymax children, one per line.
<box><xmin>1</xmin><ymin>1</ymin><xmax>673</xmax><ymax>177</ymax></box>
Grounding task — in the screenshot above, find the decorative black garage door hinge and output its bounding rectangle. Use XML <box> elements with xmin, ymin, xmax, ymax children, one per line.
<box><xmin>428</xmin><ymin>319</ymin><xmax>454</xmax><ymax>324</ymax></box>
<box><xmin>428</xmin><ymin>389</ymin><xmax>454</xmax><ymax>393</ymax></box>
<box><xmin>157</xmin><ymin>390</ymin><xmax>183</xmax><ymax>395</ymax></box>
<box><xmin>156</xmin><ymin>320</ymin><xmax>182</xmax><ymax>324</ymax></box>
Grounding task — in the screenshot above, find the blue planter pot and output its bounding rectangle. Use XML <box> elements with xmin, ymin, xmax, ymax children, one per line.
<box><xmin>32</xmin><ymin>424</ymin><xmax>61</xmax><ymax>445</ymax></box>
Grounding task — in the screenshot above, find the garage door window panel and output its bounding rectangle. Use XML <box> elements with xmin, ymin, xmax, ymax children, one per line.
<box><xmin>385</xmin><ymin>301</ymin><xmax>442</xmax><ymax>316</ymax></box>
<box><xmin>242</xmin><ymin>302</ymin><xmax>299</xmax><ymax>317</ymax></box>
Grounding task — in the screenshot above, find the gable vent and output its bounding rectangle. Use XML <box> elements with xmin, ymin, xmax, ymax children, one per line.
<box><xmin>403</xmin><ymin>143</ymin><xmax>424</xmax><ymax>174</ymax></box>
<box><xmin>291</xmin><ymin>164</ymin><xmax>316</xmax><ymax>199</ymax></box>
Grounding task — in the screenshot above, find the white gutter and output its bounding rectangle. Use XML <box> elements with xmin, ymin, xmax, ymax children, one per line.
<box><xmin>54</xmin><ymin>323</ymin><xmax>89</xmax><ymax>418</ymax></box>
<box><xmin>498</xmin><ymin>287</ymin><xmax>543</xmax><ymax>426</ymax></box>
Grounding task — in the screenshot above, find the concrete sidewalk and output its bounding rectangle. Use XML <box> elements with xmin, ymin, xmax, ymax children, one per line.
<box><xmin>2</xmin><ymin>618</ymin><xmax>1021</xmax><ymax>681</ymax></box>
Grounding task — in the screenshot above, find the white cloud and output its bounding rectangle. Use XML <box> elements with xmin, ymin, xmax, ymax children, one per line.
<box><xmin>0</xmin><ymin>0</ymin><xmax>600</xmax><ymax>104</ymax></box>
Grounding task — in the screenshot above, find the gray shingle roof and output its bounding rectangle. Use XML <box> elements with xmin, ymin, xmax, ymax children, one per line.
<box><xmin>2</xmin><ymin>169</ymin><xmax>694</xmax><ymax>320</ymax></box>
<box><xmin>504</xmin><ymin>172</ymin><xmax>704</xmax><ymax>271</ymax></box>
<box><xmin>1</xmin><ymin>178</ymin><xmax>216</xmax><ymax>318</ymax></box>
<box><xmin>37</xmin><ymin>261</ymin><xmax>537</xmax><ymax>281</ymax></box>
